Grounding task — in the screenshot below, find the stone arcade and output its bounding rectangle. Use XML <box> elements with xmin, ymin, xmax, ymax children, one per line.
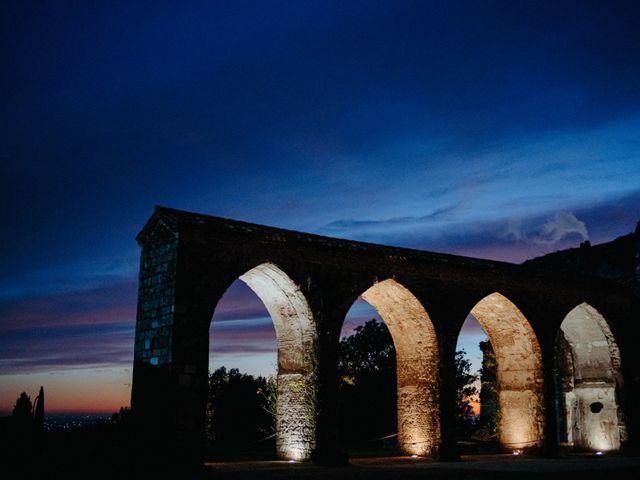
<box><xmin>130</xmin><ymin>207</ymin><xmax>638</xmax><ymax>465</ymax></box>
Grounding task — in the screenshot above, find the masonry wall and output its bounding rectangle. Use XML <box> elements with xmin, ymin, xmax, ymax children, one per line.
<box><xmin>130</xmin><ymin>207</ymin><xmax>639</xmax><ymax>466</ymax></box>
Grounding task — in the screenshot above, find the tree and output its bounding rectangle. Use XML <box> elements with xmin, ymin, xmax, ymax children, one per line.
<box><xmin>205</xmin><ymin>367</ymin><xmax>273</xmax><ymax>443</ymax></box>
<box><xmin>337</xmin><ymin>319</ymin><xmax>480</xmax><ymax>443</ymax></box>
<box><xmin>454</xmin><ymin>349</ymin><xmax>478</xmax><ymax>419</ymax></box>
<box><xmin>12</xmin><ymin>392</ymin><xmax>32</xmax><ymax>419</ymax></box>
<box><xmin>111</xmin><ymin>406</ymin><xmax>132</xmax><ymax>424</ymax></box>
<box><xmin>337</xmin><ymin>319</ymin><xmax>397</xmax><ymax>442</ymax></box>
<box><xmin>339</xmin><ymin>319</ymin><xmax>396</xmax><ymax>380</ymax></box>
<box><xmin>479</xmin><ymin>340</ymin><xmax>498</xmax><ymax>433</ymax></box>
<box><xmin>256</xmin><ymin>375</ymin><xmax>278</xmax><ymax>432</ymax></box>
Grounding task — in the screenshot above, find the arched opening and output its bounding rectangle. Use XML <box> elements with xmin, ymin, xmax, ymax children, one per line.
<box><xmin>339</xmin><ymin>279</ymin><xmax>440</xmax><ymax>456</ymax></box>
<box><xmin>210</xmin><ymin>263</ymin><xmax>317</xmax><ymax>461</ymax></box>
<box><xmin>338</xmin><ymin>299</ymin><xmax>395</xmax><ymax>453</ymax></box>
<box><xmin>208</xmin><ymin>279</ymin><xmax>277</xmax><ymax>457</ymax></box>
<box><xmin>454</xmin><ymin>315</ymin><xmax>486</xmax><ymax>450</ymax></box>
<box><xmin>555</xmin><ymin>303</ymin><xmax>625</xmax><ymax>451</ymax></box>
<box><xmin>467</xmin><ymin>293</ymin><xmax>544</xmax><ymax>450</ymax></box>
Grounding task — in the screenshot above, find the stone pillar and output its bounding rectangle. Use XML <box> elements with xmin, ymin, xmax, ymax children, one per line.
<box><xmin>361</xmin><ymin>279</ymin><xmax>440</xmax><ymax>457</ymax></box>
<box><xmin>131</xmin><ymin>225</ymin><xmax>218</xmax><ymax>468</ymax></box>
<box><xmin>311</xmin><ymin>319</ymin><xmax>345</xmax><ymax>465</ymax></box>
<box><xmin>541</xmin><ymin>338</ymin><xmax>560</xmax><ymax>456</ymax></box>
<box><xmin>131</xmin><ymin>226</ymin><xmax>179</xmax><ymax>438</ymax></box>
<box><xmin>438</xmin><ymin>334</ymin><xmax>461</xmax><ymax>460</ymax></box>
<box><xmin>238</xmin><ymin>263</ymin><xmax>319</xmax><ymax>461</ymax></box>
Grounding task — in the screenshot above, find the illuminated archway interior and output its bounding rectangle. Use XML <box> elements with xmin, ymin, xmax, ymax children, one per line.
<box><xmin>470</xmin><ymin>293</ymin><xmax>544</xmax><ymax>449</ymax></box>
<box><xmin>360</xmin><ymin>279</ymin><xmax>440</xmax><ymax>456</ymax></box>
<box><xmin>233</xmin><ymin>263</ymin><xmax>317</xmax><ymax>460</ymax></box>
<box><xmin>555</xmin><ymin>303</ymin><xmax>625</xmax><ymax>451</ymax></box>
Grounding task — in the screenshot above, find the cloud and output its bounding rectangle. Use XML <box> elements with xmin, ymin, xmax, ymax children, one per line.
<box><xmin>0</xmin><ymin>279</ymin><xmax>137</xmax><ymax>333</ymax></box>
<box><xmin>321</xmin><ymin>203</ymin><xmax>462</xmax><ymax>236</ymax></box>
<box><xmin>359</xmin><ymin>189</ymin><xmax>639</xmax><ymax>264</ymax></box>
<box><xmin>535</xmin><ymin>211</ymin><xmax>589</xmax><ymax>244</ymax></box>
<box><xmin>503</xmin><ymin>211</ymin><xmax>589</xmax><ymax>245</ymax></box>
<box><xmin>0</xmin><ymin>324</ymin><xmax>134</xmax><ymax>373</ymax></box>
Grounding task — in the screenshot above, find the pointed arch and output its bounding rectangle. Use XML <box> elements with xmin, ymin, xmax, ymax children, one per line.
<box><xmin>470</xmin><ymin>292</ymin><xmax>544</xmax><ymax>449</ymax></box>
<box><xmin>232</xmin><ymin>262</ymin><xmax>317</xmax><ymax>460</ymax></box>
<box><xmin>556</xmin><ymin>302</ymin><xmax>625</xmax><ymax>451</ymax></box>
<box><xmin>360</xmin><ymin>279</ymin><xmax>440</xmax><ymax>456</ymax></box>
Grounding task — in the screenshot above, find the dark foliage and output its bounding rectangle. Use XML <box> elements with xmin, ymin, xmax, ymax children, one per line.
<box><xmin>455</xmin><ymin>349</ymin><xmax>478</xmax><ymax>419</ymax></box>
<box><xmin>337</xmin><ymin>319</ymin><xmax>480</xmax><ymax>444</ymax></box>
<box><xmin>337</xmin><ymin>319</ymin><xmax>397</xmax><ymax>443</ymax></box>
<box><xmin>454</xmin><ymin>349</ymin><xmax>479</xmax><ymax>438</ymax></box>
<box><xmin>205</xmin><ymin>367</ymin><xmax>273</xmax><ymax>443</ymax></box>
<box><xmin>479</xmin><ymin>340</ymin><xmax>498</xmax><ymax>433</ymax></box>
<box><xmin>12</xmin><ymin>392</ymin><xmax>33</xmax><ymax>419</ymax></box>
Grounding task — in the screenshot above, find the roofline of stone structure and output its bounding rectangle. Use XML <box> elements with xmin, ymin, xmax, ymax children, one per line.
<box><xmin>137</xmin><ymin>205</ymin><xmax>518</xmax><ymax>267</ymax></box>
<box><xmin>135</xmin><ymin>205</ymin><xmax>634</xmax><ymax>297</ymax></box>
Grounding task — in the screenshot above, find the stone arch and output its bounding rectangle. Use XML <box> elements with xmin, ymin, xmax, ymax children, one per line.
<box><xmin>358</xmin><ymin>278</ymin><xmax>440</xmax><ymax>456</ymax></box>
<box><xmin>218</xmin><ymin>262</ymin><xmax>317</xmax><ymax>460</ymax></box>
<box><xmin>555</xmin><ymin>303</ymin><xmax>625</xmax><ymax>451</ymax></box>
<box><xmin>469</xmin><ymin>292</ymin><xmax>544</xmax><ymax>449</ymax></box>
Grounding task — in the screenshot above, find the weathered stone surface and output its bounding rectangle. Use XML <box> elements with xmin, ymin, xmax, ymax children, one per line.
<box><xmin>556</xmin><ymin>303</ymin><xmax>626</xmax><ymax>451</ymax></box>
<box><xmin>130</xmin><ymin>206</ymin><xmax>638</xmax><ymax>466</ymax></box>
<box><xmin>362</xmin><ymin>279</ymin><xmax>440</xmax><ymax>456</ymax></box>
<box><xmin>471</xmin><ymin>293</ymin><xmax>545</xmax><ymax>449</ymax></box>
<box><xmin>277</xmin><ymin>373</ymin><xmax>316</xmax><ymax>460</ymax></box>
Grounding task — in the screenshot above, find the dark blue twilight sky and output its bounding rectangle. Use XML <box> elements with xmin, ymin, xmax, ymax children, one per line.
<box><xmin>1</xmin><ymin>1</ymin><xmax>639</xmax><ymax>412</ymax></box>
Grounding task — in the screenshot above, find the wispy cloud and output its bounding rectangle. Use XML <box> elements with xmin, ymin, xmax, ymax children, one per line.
<box><xmin>0</xmin><ymin>279</ymin><xmax>137</xmax><ymax>332</ymax></box>
<box><xmin>0</xmin><ymin>324</ymin><xmax>134</xmax><ymax>373</ymax></box>
<box><xmin>322</xmin><ymin>203</ymin><xmax>462</xmax><ymax>234</ymax></box>
<box><xmin>503</xmin><ymin>211</ymin><xmax>589</xmax><ymax>245</ymax></box>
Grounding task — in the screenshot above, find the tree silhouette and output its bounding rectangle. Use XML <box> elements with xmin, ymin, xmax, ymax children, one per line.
<box><xmin>337</xmin><ymin>319</ymin><xmax>479</xmax><ymax>444</ymax></box>
<box><xmin>203</xmin><ymin>320</ymin><xmax>480</xmax><ymax>449</ymax></box>
<box><xmin>205</xmin><ymin>367</ymin><xmax>272</xmax><ymax>443</ymax></box>
<box><xmin>479</xmin><ymin>340</ymin><xmax>498</xmax><ymax>433</ymax></box>
<box><xmin>337</xmin><ymin>319</ymin><xmax>397</xmax><ymax>442</ymax></box>
<box><xmin>455</xmin><ymin>349</ymin><xmax>478</xmax><ymax>418</ymax></box>
<box><xmin>12</xmin><ymin>392</ymin><xmax>33</xmax><ymax>419</ymax></box>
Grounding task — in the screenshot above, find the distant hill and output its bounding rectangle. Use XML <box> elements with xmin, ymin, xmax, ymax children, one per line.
<box><xmin>523</xmin><ymin>221</ymin><xmax>640</xmax><ymax>297</ymax></box>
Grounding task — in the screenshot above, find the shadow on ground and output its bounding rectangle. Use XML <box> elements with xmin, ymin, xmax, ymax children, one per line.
<box><xmin>203</xmin><ymin>454</ymin><xmax>640</xmax><ymax>480</ymax></box>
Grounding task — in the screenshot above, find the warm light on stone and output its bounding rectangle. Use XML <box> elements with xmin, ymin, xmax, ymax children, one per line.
<box><xmin>556</xmin><ymin>303</ymin><xmax>625</xmax><ymax>452</ymax></box>
<box><xmin>361</xmin><ymin>279</ymin><xmax>440</xmax><ymax>458</ymax></box>
<box><xmin>470</xmin><ymin>293</ymin><xmax>544</xmax><ymax>450</ymax></box>
<box><xmin>240</xmin><ymin>263</ymin><xmax>317</xmax><ymax>461</ymax></box>
<box><xmin>130</xmin><ymin>208</ymin><xmax>635</xmax><ymax>468</ymax></box>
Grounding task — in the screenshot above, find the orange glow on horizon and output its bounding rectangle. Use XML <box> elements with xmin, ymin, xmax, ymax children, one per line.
<box><xmin>0</xmin><ymin>368</ymin><xmax>131</xmax><ymax>416</ymax></box>
<box><xmin>470</xmin><ymin>399</ymin><xmax>480</xmax><ymax>416</ymax></box>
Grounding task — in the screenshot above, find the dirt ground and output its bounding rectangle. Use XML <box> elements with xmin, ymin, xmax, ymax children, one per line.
<box><xmin>202</xmin><ymin>454</ymin><xmax>640</xmax><ymax>480</ymax></box>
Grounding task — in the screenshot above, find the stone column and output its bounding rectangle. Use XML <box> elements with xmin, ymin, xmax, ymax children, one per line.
<box><xmin>541</xmin><ymin>337</ymin><xmax>560</xmax><ymax>456</ymax></box>
<box><xmin>131</xmin><ymin>226</ymin><xmax>179</xmax><ymax>448</ymax></box>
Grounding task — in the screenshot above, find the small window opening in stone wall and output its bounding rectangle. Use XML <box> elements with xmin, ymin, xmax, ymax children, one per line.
<box><xmin>590</xmin><ymin>402</ymin><xmax>603</xmax><ymax>413</ymax></box>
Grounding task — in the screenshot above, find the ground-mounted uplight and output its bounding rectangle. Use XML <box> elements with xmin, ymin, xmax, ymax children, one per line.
<box><xmin>512</xmin><ymin>449</ymin><xmax>522</xmax><ymax>456</ymax></box>
<box><xmin>596</xmin><ymin>451</ymin><xmax>604</xmax><ymax>456</ymax></box>
<box><xmin>411</xmin><ymin>454</ymin><xmax>418</xmax><ymax>458</ymax></box>
<box><xmin>288</xmin><ymin>459</ymin><xmax>296</xmax><ymax>464</ymax></box>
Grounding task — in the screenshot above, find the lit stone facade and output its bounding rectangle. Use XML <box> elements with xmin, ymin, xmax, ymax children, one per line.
<box><xmin>131</xmin><ymin>207</ymin><xmax>639</xmax><ymax>466</ymax></box>
<box><xmin>556</xmin><ymin>303</ymin><xmax>626</xmax><ymax>451</ymax></box>
<box><xmin>471</xmin><ymin>293</ymin><xmax>545</xmax><ymax>449</ymax></box>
